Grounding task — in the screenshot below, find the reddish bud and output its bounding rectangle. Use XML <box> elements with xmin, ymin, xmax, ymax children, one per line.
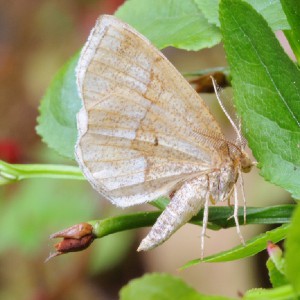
<box><xmin>50</xmin><ymin>223</ymin><xmax>93</xmax><ymax>240</ymax></box>
<box><xmin>46</xmin><ymin>223</ymin><xmax>95</xmax><ymax>262</ymax></box>
<box><xmin>267</xmin><ymin>241</ymin><xmax>283</xmax><ymax>260</ymax></box>
<box><xmin>189</xmin><ymin>72</ymin><xmax>229</xmax><ymax>93</ymax></box>
<box><xmin>267</xmin><ymin>241</ymin><xmax>285</xmax><ymax>275</ymax></box>
<box><xmin>54</xmin><ymin>235</ymin><xmax>94</xmax><ymax>253</ymax></box>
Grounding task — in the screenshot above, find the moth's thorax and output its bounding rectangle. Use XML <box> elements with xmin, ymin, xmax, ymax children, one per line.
<box><xmin>208</xmin><ymin>159</ymin><xmax>237</xmax><ymax>203</ymax></box>
<box><xmin>209</xmin><ymin>146</ymin><xmax>252</xmax><ymax>202</ymax></box>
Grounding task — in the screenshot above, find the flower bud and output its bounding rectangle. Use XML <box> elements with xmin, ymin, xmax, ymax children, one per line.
<box><xmin>46</xmin><ymin>223</ymin><xmax>95</xmax><ymax>262</ymax></box>
<box><xmin>267</xmin><ymin>241</ymin><xmax>285</xmax><ymax>274</ymax></box>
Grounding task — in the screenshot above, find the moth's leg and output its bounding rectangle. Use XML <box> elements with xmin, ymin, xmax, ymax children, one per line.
<box><xmin>226</xmin><ymin>187</ymin><xmax>235</xmax><ymax>207</ymax></box>
<box><xmin>137</xmin><ymin>176</ymin><xmax>207</xmax><ymax>252</ymax></box>
<box><xmin>201</xmin><ymin>190</ymin><xmax>210</xmax><ymax>259</ymax></box>
<box><xmin>209</xmin><ymin>194</ymin><xmax>216</xmax><ymax>205</ymax></box>
<box><xmin>238</xmin><ymin>168</ymin><xmax>247</xmax><ymax>224</ymax></box>
<box><xmin>226</xmin><ymin>188</ymin><xmax>235</xmax><ymax>222</ymax></box>
<box><xmin>233</xmin><ymin>185</ymin><xmax>245</xmax><ymax>245</ymax></box>
<box><xmin>227</xmin><ymin>197</ymin><xmax>231</xmax><ymax>206</ymax></box>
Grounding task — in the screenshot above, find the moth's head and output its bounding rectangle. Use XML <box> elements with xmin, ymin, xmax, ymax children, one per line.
<box><xmin>240</xmin><ymin>152</ymin><xmax>254</xmax><ymax>173</ymax></box>
<box><xmin>228</xmin><ymin>142</ymin><xmax>254</xmax><ymax>173</ymax></box>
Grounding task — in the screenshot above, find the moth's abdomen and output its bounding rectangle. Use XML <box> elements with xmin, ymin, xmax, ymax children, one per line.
<box><xmin>137</xmin><ymin>176</ymin><xmax>208</xmax><ymax>251</ymax></box>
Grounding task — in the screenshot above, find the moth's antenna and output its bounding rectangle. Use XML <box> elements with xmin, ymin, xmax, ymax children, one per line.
<box><xmin>236</xmin><ymin>119</ymin><xmax>247</xmax><ymax>149</ymax></box>
<box><xmin>210</xmin><ymin>76</ymin><xmax>243</xmax><ymax>147</ymax></box>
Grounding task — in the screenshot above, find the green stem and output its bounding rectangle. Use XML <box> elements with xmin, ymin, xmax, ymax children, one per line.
<box><xmin>0</xmin><ymin>160</ymin><xmax>84</xmax><ymax>184</ymax></box>
<box><xmin>88</xmin><ymin>205</ymin><xmax>294</xmax><ymax>239</ymax></box>
<box><xmin>90</xmin><ymin>211</ymin><xmax>161</xmax><ymax>238</ymax></box>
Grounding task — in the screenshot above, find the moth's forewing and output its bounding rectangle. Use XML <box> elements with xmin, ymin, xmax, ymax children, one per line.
<box><xmin>75</xmin><ymin>15</ymin><xmax>226</xmax><ymax>207</ymax></box>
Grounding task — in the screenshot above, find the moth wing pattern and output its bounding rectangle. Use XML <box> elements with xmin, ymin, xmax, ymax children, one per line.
<box><xmin>75</xmin><ymin>15</ymin><xmax>227</xmax><ymax>208</ymax></box>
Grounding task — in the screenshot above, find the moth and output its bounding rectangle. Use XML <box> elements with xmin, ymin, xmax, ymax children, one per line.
<box><xmin>75</xmin><ymin>15</ymin><xmax>254</xmax><ymax>256</ymax></box>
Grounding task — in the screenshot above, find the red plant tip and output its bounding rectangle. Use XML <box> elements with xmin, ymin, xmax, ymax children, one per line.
<box><xmin>267</xmin><ymin>241</ymin><xmax>282</xmax><ymax>260</ymax></box>
<box><xmin>266</xmin><ymin>241</ymin><xmax>285</xmax><ymax>274</ymax></box>
<box><xmin>49</xmin><ymin>223</ymin><xmax>93</xmax><ymax>239</ymax></box>
<box><xmin>46</xmin><ymin>223</ymin><xmax>95</xmax><ymax>262</ymax></box>
<box><xmin>189</xmin><ymin>72</ymin><xmax>229</xmax><ymax>93</ymax></box>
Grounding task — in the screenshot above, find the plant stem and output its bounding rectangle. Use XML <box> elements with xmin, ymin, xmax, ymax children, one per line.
<box><xmin>90</xmin><ymin>211</ymin><xmax>161</xmax><ymax>238</ymax></box>
<box><xmin>0</xmin><ymin>160</ymin><xmax>84</xmax><ymax>184</ymax></box>
<box><xmin>87</xmin><ymin>205</ymin><xmax>294</xmax><ymax>239</ymax></box>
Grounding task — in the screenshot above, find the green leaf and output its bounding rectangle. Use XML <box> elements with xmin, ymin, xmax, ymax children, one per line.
<box><xmin>119</xmin><ymin>273</ymin><xmax>233</xmax><ymax>300</ymax></box>
<box><xmin>194</xmin><ymin>0</ymin><xmax>219</xmax><ymax>26</ymax></box>
<box><xmin>152</xmin><ymin>199</ymin><xmax>294</xmax><ymax>228</ymax></box>
<box><xmin>115</xmin><ymin>0</ymin><xmax>221</xmax><ymax>50</ymax></box>
<box><xmin>194</xmin><ymin>205</ymin><xmax>293</xmax><ymax>228</ymax></box>
<box><xmin>195</xmin><ymin>0</ymin><xmax>289</xmax><ymax>30</ymax></box>
<box><xmin>246</xmin><ymin>0</ymin><xmax>289</xmax><ymax>30</ymax></box>
<box><xmin>243</xmin><ymin>285</ymin><xmax>298</xmax><ymax>300</ymax></box>
<box><xmin>36</xmin><ymin>53</ymin><xmax>81</xmax><ymax>159</ymax></box>
<box><xmin>219</xmin><ymin>0</ymin><xmax>300</xmax><ymax>199</ymax></box>
<box><xmin>182</xmin><ymin>224</ymin><xmax>289</xmax><ymax>269</ymax></box>
<box><xmin>281</xmin><ymin>0</ymin><xmax>300</xmax><ymax>64</ymax></box>
<box><xmin>267</xmin><ymin>259</ymin><xmax>289</xmax><ymax>288</ymax></box>
<box><xmin>285</xmin><ymin>203</ymin><xmax>300</xmax><ymax>294</ymax></box>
